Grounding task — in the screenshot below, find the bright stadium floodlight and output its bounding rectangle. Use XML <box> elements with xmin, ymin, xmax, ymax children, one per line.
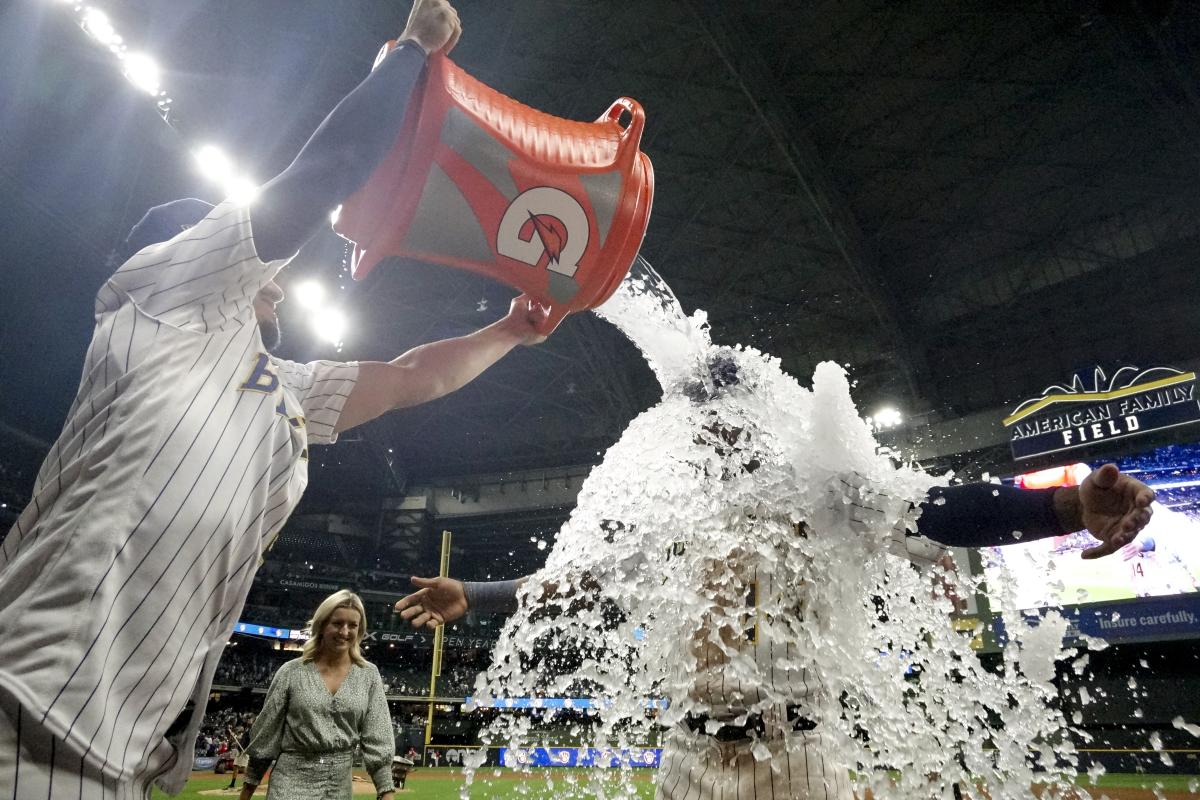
<box><xmin>224</xmin><ymin>176</ymin><xmax>259</xmax><ymax>205</ymax></box>
<box><xmin>81</xmin><ymin>7</ymin><xmax>118</xmax><ymax>46</ymax></box>
<box><xmin>293</xmin><ymin>280</ymin><xmax>326</xmax><ymax>310</ymax></box>
<box><xmin>869</xmin><ymin>406</ymin><xmax>903</xmax><ymax>431</ymax></box>
<box><xmin>193</xmin><ymin>144</ymin><xmax>235</xmax><ymax>185</ymax></box>
<box><xmin>121</xmin><ymin>52</ymin><xmax>160</xmax><ymax>95</ymax></box>
<box><xmin>312</xmin><ymin>308</ymin><xmax>347</xmax><ymax>345</ymax></box>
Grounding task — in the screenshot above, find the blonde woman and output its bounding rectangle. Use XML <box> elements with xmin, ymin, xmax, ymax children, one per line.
<box><xmin>239</xmin><ymin>591</ymin><xmax>395</xmax><ymax>800</ymax></box>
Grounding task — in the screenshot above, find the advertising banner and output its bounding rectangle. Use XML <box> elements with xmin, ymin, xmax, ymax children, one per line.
<box><xmin>1004</xmin><ymin>366</ymin><xmax>1200</xmax><ymax>461</ymax></box>
<box><xmin>499</xmin><ymin>747</ymin><xmax>661</xmax><ymax>768</ymax></box>
<box><xmin>992</xmin><ymin>593</ymin><xmax>1200</xmax><ymax>645</ymax></box>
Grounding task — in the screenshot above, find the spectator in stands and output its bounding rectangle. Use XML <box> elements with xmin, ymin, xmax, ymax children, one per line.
<box><xmin>239</xmin><ymin>591</ymin><xmax>395</xmax><ymax>800</ymax></box>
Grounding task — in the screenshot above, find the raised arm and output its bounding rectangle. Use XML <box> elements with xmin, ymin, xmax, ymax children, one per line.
<box><xmin>335</xmin><ymin>297</ymin><xmax>547</xmax><ymax>433</ymax></box>
<box><xmin>251</xmin><ymin>0</ymin><xmax>461</xmax><ymax>262</ymax></box>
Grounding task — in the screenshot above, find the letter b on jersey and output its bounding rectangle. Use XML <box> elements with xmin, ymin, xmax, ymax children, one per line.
<box><xmin>240</xmin><ymin>354</ymin><xmax>279</xmax><ymax>394</ymax></box>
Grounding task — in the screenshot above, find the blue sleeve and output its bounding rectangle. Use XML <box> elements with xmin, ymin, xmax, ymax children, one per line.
<box><xmin>915</xmin><ymin>484</ymin><xmax>1067</xmax><ymax>548</ymax></box>
<box><xmin>252</xmin><ymin>42</ymin><xmax>428</xmax><ymax>262</ymax></box>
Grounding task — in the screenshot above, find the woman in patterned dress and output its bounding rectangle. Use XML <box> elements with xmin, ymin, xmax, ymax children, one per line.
<box><xmin>239</xmin><ymin>590</ymin><xmax>396</xmax><ymax>800</ymax></box>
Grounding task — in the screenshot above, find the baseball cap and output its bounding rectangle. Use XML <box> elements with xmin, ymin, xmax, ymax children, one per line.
<box><xmin>119</xmin><ymin>198</ymin><xmax>215</xmax><ymax>262</ymax></box>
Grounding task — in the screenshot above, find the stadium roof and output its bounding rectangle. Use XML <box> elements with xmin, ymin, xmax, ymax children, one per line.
<box><xmin>3</xmin><ymin>0</ymin><xmax>1199</xmax><ymax>486</ymax></box>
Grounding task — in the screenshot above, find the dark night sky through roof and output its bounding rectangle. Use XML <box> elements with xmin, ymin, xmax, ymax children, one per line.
<box><xmin>4</xmin><ymin>0</ymin><xmax>1200</xmax><ymax>488</ymax></box>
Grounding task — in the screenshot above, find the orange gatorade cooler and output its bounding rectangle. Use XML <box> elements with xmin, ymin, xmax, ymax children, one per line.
<box><xmin>334</xmin><ymin>45</ymin><xmax>655</xmax><ymax>333</ymax></box>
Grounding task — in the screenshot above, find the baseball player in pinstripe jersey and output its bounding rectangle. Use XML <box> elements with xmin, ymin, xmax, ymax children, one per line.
<box><xmin>0</xmin><ymin>2</ymin><xmax>555</xmax><ymax>797</ymax></box>
<box><xmin>395</xmin><ymin>360</ymin><xmax>1154</xmax><ymax>800</ymax></box>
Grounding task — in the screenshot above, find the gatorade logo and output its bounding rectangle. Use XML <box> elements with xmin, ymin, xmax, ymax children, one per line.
<box><xmin>497</xmin><ymin>187</ymin><xmax>589</xmax><ymax>278</ymax></box>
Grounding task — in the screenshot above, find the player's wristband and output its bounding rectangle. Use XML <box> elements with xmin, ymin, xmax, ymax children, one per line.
<box><xmin>395</xmin><ymin>36</ymin><xmax>431</xmax><ymax>57</ymax></box>
<box><xmin>462</xmin><ymin>579</ymin><xmax>521</xmax><ymax>614</ymax></box>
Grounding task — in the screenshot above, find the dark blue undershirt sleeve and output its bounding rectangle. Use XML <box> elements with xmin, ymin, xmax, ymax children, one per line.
<box><xmin>915</xmin><ymin>484</ymin><xmax>1068</xmax><ymax>548</ymax></box>
<box><xmin>252</xmin><ymin>42</ymin><xmax>428</xmax><ymax>262</ymax></box>
<box><xmin>463</xmin><ymin>579</ymin><xmax>522</xmax><ymax>614</ymax></box>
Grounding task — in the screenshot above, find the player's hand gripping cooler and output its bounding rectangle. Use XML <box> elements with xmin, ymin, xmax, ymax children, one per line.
<box><xmin>334</xmin><ymin>44</ymin><xmax>655</xmax><ymax>333</ymax></box>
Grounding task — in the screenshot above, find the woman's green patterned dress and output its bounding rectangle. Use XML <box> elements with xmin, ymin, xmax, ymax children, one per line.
<box><xmin>244</xmin><ymin>658</ymin><xmax>395</xmax><ymax>799</ymax></box>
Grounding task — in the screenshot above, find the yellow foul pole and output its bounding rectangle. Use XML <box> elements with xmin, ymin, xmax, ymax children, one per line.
<box><xmin>424</xmin><ymin>530</ymin><xmax>452</xmax><ymax>752</ymax></box>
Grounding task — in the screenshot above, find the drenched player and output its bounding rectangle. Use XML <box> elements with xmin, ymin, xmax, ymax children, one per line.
<box><xmin>0</xmin><ymin>2</ymin><xmax>554</xmax><ymax>796</ymax></box>
<box><xmin>396</xmin><ymin>357</ymin><xmax>1154</xmax><ymax>800</ymax></box>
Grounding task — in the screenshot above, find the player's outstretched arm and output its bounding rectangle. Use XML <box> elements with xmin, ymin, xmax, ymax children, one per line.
<box><xmin>251</xmin><ymin>0</ymin><xmax>462</xmax><ymax>262</ymax></box>
<box><xmin>335</xmin><ymin>297</ymin><xmax>548</xmax><ymax>432</ymax></box>
<box><xmin>915</xmin><ymin>463</ymin><xmax>1153</xmax><ymax>559</ymax></box>
<box><xmin>395</xmin><ymin>576</ymin><xmax>529</xmax><ymax>630</ymax></box>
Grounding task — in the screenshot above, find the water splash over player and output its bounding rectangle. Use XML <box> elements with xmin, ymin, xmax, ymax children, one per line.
<box><xmin>425</xmin><ymin>257</ymin><xmax>1106</xmax><ymax>799</ymax></box>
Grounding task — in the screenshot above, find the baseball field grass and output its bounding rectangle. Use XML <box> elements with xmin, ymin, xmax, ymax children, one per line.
<box><xmin>152</xmin><ymin>769</ymin><xmax>1197</xmax><ymax>799</ymax></box>
<box><xmin>151</xmin><ymin>768</ymin><xmax>657</xmax><ymax>799</ymax></box>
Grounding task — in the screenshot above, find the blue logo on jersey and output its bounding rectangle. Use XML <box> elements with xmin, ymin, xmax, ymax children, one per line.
<box><xmin>240</xmin><ymin>354</ymin><xmax>279</xmax><ymax>394</ymax></box>
<box><xmin>240</xmin><ymin>353</ymin><xmax>306</xmax><ymax>434</ymax></box>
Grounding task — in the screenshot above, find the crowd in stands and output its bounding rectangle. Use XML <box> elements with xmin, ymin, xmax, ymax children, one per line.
<box><xmin>255</xmin><ymin>559</ymin><xmax>414</xmax><ymax>594</ymax></box>
<box><xmin>375</xmin><ymin>663</ymin><xmax>477</xmax><ymax>697</ymax></box>
<box><xmin>195</xmin><ymin>709</ymin><xmax>256</xmax><ymax>757</ymax></box>
<box><xmin>213</xmin><ymin>650</ymin><xmax>285</xmax><ymax>688</ymax></box>
<box><xmin>193</xmin><ymin>706</ymin><xmax>468</xmax><ymax>759</ymax></box>
<box><xmin>212</xmin><ymin>648</ymin><xmax>479</xmax><ymax>697</ymax></box>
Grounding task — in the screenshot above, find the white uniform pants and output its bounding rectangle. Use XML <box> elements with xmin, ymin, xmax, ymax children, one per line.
<box><xmin>655</xmin><ymin>726</ymin><xmax>855</xmax><ymax>800</ymax></box>
<box><xmin>0</xmin><ymin>692</ymin><xmax>155</xmax><ymax>800</ymax></box>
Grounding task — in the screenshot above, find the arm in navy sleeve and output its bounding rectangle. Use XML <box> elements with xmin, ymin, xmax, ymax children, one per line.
<box><xmin>915</xmin><ymin>484</ymin><xmax>1067</xmax><ymax>548</ymax></box>
<box><xmin>251</xmin><ymin>42</ymin><xmax>428</xmax><ymax>262</ymax></box>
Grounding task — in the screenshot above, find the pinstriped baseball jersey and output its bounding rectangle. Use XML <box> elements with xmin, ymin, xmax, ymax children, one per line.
<box><xmin>689</xmin><ymin>555</ymin><xmax>817</xmax><ymax>718</ymax></box>
<box><xmin>662</xmin><ymin>526</ymin><xmax>946</xmax><ymax>800</ymax></box>
<box><xmin>0</xmin><ymin>201</ymin><xmax>358</xmax><ymax>794</ymax></box>
<box><xmin>687</xmin><ymin>501</ymin><xmax>947</xmax><ymax>718</ymax></box>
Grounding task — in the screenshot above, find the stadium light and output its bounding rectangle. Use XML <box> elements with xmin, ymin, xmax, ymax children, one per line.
<box><xmin>121</xmin><ymin>52</ymin><xmax>161</xmax><ymax>95</ymax></box>
<box><xmin>867</xmin><ymin>406</ymin><xmax>903</xmax><ymax>431</ymax></box>
<box><xmin>312</xmin><ymin>307</ymin><xmax>347</xmax><ymax>345</ymax></box>
<box><xmin>193</xmin><ymin>147</ymin><xmax>258</xmax><ymax>204</ymax></box>
<box><xmin>194</xmin><ymin>144</ymin><xmax>235</xmax><ymax>185</ymax></box>
<box><xmin>224</xmin><ymin>176</ymin><xmax>260</xmax><ymax>205</ymax></box>
<box><xmin>81</xmin><ymin>8</ymin><xmax>118</xmax><ymax>46</ymax></box>
<box><xmin>293</xmin><ymin>280</ymin><xmax>326</xmax><ymax>310</ymax></box>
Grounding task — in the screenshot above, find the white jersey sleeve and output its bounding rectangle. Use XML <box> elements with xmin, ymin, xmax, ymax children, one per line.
<box><xmin>827</xmin><ymin>472</ymin><xmax>949</xmax><ymax>571</ymax></box>
<box><xmin>102</xmin><ymin>200</ymin><xmax>285</xmax><ymax>332</ymax></box>
<box><xmin>272</xmin><ymin>358</ymin><xmax>361</xmax><ymax>445</ymax></box>
<box><xmin>886</xmin><ymin>527</ymin><xmax>949</xmax><ymax>572</ymax></box>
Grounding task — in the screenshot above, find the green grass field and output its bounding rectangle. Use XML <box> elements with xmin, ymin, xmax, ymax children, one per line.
<box><xmin>151</xmin><ymin>769</ymin><xmax>1197</xmax><ymax>799</ymax></box>
<box><xmin>150</xmin><ymin>768</ymin><xmax>657</xmax><ymax>799</ymax></box>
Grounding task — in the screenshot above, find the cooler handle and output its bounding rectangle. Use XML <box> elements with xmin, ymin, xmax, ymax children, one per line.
<box><xmin>602</xmin><ymin>97</ymin><xmax>646</xmax><ymax>151</ymax></box>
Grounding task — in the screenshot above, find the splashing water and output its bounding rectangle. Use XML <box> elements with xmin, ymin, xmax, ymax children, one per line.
<box><xmin>461</xmin><ymin>256</ymin><xmax>1094</xmax><ymax>799</ymax></box>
